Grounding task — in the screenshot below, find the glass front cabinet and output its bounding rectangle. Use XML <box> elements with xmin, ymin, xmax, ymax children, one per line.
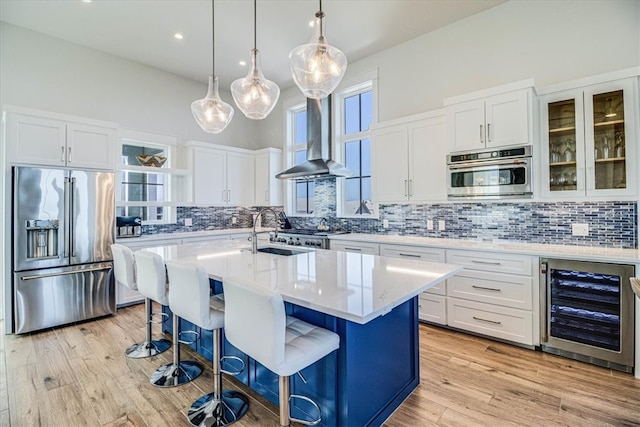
<box><xmin>540</xmin><ymin>78</ymin><xmax>637</xmax><ymax>198</ymax></box>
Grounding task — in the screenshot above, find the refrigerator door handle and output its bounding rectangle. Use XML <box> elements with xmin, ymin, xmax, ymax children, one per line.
<box><xmin>20</xmin><ymin>265</ymin><xmax>112</xmax><ymax>281</ymax></box>
<box><xmin>540</xmin><ymin>261</ymin><xmax>548</xmax><ymax>343</ymax></box>
<box><xmin>63</xmin><ymin>177</ymin><xmax>71</xmax><ymax>258</ymax></box>
<box><xmin>70</xmin><ymin>177</ymin><xmax>77</xmax><ymax>257</ymax></box>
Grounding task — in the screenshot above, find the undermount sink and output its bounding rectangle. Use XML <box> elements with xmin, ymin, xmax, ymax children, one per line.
<box><xmin>256</xmin><ymin>247</ymin><xmax>307</xmax><ymax>256</ymax></box>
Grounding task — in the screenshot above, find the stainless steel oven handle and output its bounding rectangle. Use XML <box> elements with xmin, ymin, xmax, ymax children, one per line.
<box><xmin>21</xmin><ymin>265</ymin><xmax>112</xmax><ymax>280</ymax></box>
<box><xmin>448</xmin><ymin>159</ymin><xmax>530</xmax><ymax>169</ymax></box>
<box><xmin>540</xmin><ymin>261</ymin><xmax>548</xmax><ymax>343</ymax></box>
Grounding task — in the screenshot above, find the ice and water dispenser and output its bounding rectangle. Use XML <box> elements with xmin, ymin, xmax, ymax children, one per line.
<box><xmin>25</xmin><ymin>219</ymin><xmax>59</xmax><ymax>259</ymax></box>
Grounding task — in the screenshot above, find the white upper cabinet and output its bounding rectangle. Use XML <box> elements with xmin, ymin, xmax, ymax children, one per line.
<box><xmin>183</xmin><ymin>141</ymin><xmax>255</xmax><ymax>206</ymax></box>
<box><xmin>254</xmin><ymin>148</ymin><xmax>283</xmax><ymax>206</ymax></box>
<box><xmin>5</xmin><ymin>107</ymin><xmax>116</xmax><ymax>170</ymax></box>
<box><xmin>445</xmin><ymin>81</ymin><xmax>533</xmax><ymax>153</ymax></box>
<box><xmin>539</xmin><ymin>76</ymin><xmax>638</xmax><ymax>199</ymax></box>
<box><xmin>371</xmin><ymin>112</ymin><xmax>447</xmax><ymax>203</ymax></box>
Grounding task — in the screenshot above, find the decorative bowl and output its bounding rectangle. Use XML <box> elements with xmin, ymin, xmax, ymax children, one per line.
<box><xmin>136</xmin><ymin>154</ymin><xmax>167</xmax><ymax>167</ymax></box>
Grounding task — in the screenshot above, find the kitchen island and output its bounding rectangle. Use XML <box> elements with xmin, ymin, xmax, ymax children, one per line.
<box><xmin>144</xmin><ymin>240</ymin><xmax>461</xmax><ymax>426</ymax></box>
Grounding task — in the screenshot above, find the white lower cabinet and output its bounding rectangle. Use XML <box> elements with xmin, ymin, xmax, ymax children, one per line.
<box><xmin>379</xmin><ymin>244</ymin><xmax>447</xmax><ymax>324</ymax></box>
<box><xmin>419</xmin><ymin>294</ymin><xmax>447</xmax><ymax>326</ymax></box>
<box><xmin>445</xmin><ymin>249</ymin><xmax>535</xmax><ymax>346</ymax></box>
<box><xmin>446</xmin><ymin>298</ymin><xmax>533</xmax><ymax>345</ymax></box>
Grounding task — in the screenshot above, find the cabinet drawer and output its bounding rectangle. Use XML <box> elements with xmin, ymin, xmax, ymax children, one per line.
<box><xmin>447</xmin><ymin>298</ymin><xmax>533</xmax><ymax>345</ymax></box>
<box><xmin>447</xmin><ymin>250</ymin><xmax>533</xmax><ymax>276</ymax></box>
<box><xmin>448</xmin><ymin>271</ymin><xmax>532</xmax><ymax>310</ymax></box>
<box><xmin>330</xmin><ymin>241</ymin><xmax>380</xmax><ymax>255</ymax></box>
<box><xmin>380</xmin><ymin>244</ymin><xmax>445</xmax><ymax>261</ymax></box>
<box><xmin>419</xmin><ymin>294</ymin><xmax>446</xmax><ymax>325</ymax></box>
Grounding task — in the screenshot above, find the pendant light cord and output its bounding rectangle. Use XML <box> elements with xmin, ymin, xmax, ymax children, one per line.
<box><xmin>253</xmin><ymin>0</ymin><xmax>257</xmax><ymax>50</ymax></box>
<box><xmin>211</xmin><ymin>0</ymin><xmax>215</xmax><ymax>74</ymax></box>
<box><xmin>316</xmin><ymin>0</ymin><xmax>324</xmax><ymax>38</ymax></box>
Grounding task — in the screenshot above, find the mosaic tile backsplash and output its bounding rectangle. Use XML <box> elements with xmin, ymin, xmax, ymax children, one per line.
<box><xmin>144</xmin><ymin>178</ymin><xmax>637</xmax><ymax>249</ymax></box>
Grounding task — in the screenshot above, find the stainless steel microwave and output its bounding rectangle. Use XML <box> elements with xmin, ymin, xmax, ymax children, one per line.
<box><xmin>447</xmin><ymin>145</ymin><xmax>533</xmax><ymax>199</ymax></box>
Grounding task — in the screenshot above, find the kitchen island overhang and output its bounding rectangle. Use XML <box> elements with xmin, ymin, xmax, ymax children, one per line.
<box><xmin>144</xmin><ymin>241</ymin><xmax>462</xmax><ymax>426</ymax></box>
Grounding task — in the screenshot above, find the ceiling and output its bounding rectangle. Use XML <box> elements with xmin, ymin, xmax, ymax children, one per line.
<box><xmin>0</xmin><ymin>0</ymin><xmax>505</xmax><ymax>90</ymax></box>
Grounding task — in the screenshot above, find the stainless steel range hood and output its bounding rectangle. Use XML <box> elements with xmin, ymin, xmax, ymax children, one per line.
<box><xmin>276</xmin><ymin>97</ymin><xmax>352</xmax><ymax>180</ymax></box>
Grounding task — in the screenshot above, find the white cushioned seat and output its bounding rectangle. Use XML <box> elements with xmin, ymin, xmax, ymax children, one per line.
<box><xmin>112</xmin><ymin>244</ymin><xmax>137</xmax><ymax>291</ymax></box>
<box><xmin>112</xmin><ymin>244</ymin><xmax>170</xmax><ymax>359</ymax></box>
<box><xmin>282</xmin><ymin>317</ymin><xmax>340</xmax><ymax>377</ymax></box>
<box><xmin>135</xmin><ymin>251</ymin><xmax>203</xmax><ymax>388</ymax></box>
<box><xmin>165</xmin><ymin>260</ymin><xmax>249</xmax><ymax>426</ymax></box>
<box><xmin>165</xmin><ymin>260</ymin><xmax>224</xmax><ymax>331</ymax></box>
<box><xmin>134</xmin><ymin>250</ymin><xmax>169</xmax><ymax>306</ymax></box>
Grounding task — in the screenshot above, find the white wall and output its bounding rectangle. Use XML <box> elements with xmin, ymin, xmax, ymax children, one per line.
<box><xmin>0</xmin><ymin>22</ymin><xmax>271</xmax><ymax>150</ymax></box>
<box><xmin>262</xmin><ymin>0</ymin><xmax>640</xmax><ymax>145</ymax></box>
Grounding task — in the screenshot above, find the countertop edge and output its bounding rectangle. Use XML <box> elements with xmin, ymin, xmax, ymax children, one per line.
<box><xmin>329</xmin><ymin>234</ymin><xmax>640</xmax><ymax>263</ymax></box>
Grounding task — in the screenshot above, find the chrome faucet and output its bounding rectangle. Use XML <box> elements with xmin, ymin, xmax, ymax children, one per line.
<box><xmin>251</xmin><ymin>208</ymin><xmax>279</xmax><ymax>254</ymax></box>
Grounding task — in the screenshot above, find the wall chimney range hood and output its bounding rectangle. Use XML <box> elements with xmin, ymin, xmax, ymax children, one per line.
<box><xmin>276</xmin><ymin>97</ymin><xmax>352</xmax><ymax>180</ymax></box>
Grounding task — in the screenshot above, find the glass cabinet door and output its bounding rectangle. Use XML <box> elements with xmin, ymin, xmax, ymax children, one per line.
<box><xmin>547</xmin><ymin>98</ymin><xmax>579</xmax><ymax>192</ymax></box>
<box><xmin>591</xmin><ymin>90</ymin><xmax>626</xmax><ymax>190</ymax></box>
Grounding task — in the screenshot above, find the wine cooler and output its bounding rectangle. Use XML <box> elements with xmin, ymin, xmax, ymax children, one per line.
<box><xmin>540</xmin><ymin>259</ymin><xmax>634</xmax><ymax>373</ymax></box>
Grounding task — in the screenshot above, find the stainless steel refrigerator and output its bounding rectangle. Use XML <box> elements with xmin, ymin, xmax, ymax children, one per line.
<box><xmin>12</xmin><ymin>166</ymin><xmax>115</xmax><ymax>334</ymax></box>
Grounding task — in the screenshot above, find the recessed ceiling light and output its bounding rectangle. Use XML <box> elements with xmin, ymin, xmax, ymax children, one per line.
<box><xmin>239</xmin><ymin>60</ymin><xmax>247</xmax><ymax>66</ymax></box>
<box><xmin>174</xmin><ymin>32</ymin><xmax>184</xmax><ymax>40</ymax></box>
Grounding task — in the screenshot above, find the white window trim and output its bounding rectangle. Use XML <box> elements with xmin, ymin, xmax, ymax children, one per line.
<box><xmin>282</xmin><ymin>97</ymin><xmax>315</xmax><ymax>217</ymax></box>
<box><xmin>333</xmin><ymin>70</ymin><xmax>379</xmax><ymax>219</ymax></box>
<box><xmin>118</xmin><ymin>128</ymin><xmax>178</xmax><ymax>225</ymax></box>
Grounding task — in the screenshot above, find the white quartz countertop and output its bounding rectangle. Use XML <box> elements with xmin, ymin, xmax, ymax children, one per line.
<box><xmin>139</xmin><ymin>240</ymin><xmax>462</xmax><ymax>324</ymax></box>
<box><xmin>329</xmin><ymin>233</ymin><xmax>640</xmax><ymax>264</ymax></box>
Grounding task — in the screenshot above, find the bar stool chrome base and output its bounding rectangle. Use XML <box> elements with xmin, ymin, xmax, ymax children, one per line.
<box><xmin>150</xmin><ymin>360</ymin><xmax>203</xmax><ymax>387</ymax></box>
<box><xmin>125</xmin><ymin>339</ymin><xmax>171</xmax><ymax>359</ymax></box>
<box><xmin>187</xmin><ymin>390</ymin><xmax>249</xmax><ymax>427</ymax></box>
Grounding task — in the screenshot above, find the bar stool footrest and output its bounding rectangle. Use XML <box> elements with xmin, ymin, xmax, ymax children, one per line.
<box><xmin>125</xmin><ymin>338</ymin><xmax>171</xmax><ymax>359</ymax></box>
<box><xmin>178</xmin><ymin>329</ymin><xmax>200</xmax><ymax>346</ymax></box>
<box><xmin>289</xmin><ymin>394</ymin><xmax>322</xmax><ymax>426</ymax></box>
<box><xmin>220</xmin><ymin>355</ymin><xmax>245</xmax><ymax>376</ymax></box>
<box><xmin>187</xmin><ymin>389</ymin><xmax>249</xmax><ymax>427</ymax></box>
<box><xmin>150</xmin><ymin>360</ymin><xmax>203</xmax><ymax>387</ymax></box>
<box><xmin>149</xmin><ymin>311</ymin><xmax>170</xmax><ymax>325</ymax></box>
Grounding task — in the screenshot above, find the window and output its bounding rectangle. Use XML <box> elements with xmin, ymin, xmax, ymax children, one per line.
<box><xmin>117</xmin><ymin>130</ymin><xmax>178</xmax><ymax>224</ymax></box>
<box><xmin>335</xmin><ymin>80</ymin><xmax>376</xmax><ymax>217</ymax></box>
<box><xmin>285</xmin><ymin>103</ymin><xmax>315</xmax><ymax>215</ymax></box>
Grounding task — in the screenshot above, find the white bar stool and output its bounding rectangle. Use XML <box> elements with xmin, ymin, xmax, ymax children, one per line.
<box><xmin>222</xmin><ymin>277</ymin><xmax>340</xmax><ymax>427</ymax></box>
<box><xmin>134</xmin><ymin>251</ymin><xmax>203</xmax><ymax>387</ymax></box>
<box><xmin>111</xmin><ymin>244</ymin><xmax>170</xmax><ymax>358</ymax></box>
<box><xmin>165</xmin><ymin>260</ymin><xmax>249</xmax><ymax>426</ymax></box>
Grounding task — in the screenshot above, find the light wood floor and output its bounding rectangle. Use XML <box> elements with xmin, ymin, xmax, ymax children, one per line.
<box><xmin>2</xmin><ymin>303</ymin><xmax>640</xmax><ymax>427</ymax></box>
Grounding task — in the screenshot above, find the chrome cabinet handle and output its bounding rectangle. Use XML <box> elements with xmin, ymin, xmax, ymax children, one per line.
<box><xmin>344</xmin><ymin>247</ymin><xmax>362</xmax><ymax>252</ymax></box>
<box><xmin>67</xmin><ymin>146</ymin><xmax>72</xmax><ymax>162</ymax></box>
<box><xmin>487</xmin><ymin>123</ymin><xmax>491</xmax><ymax>142</ymax></box>
<box><xmin>409</xmin><ymin>179</ymin><xmax>413</xmax><ymax>197</ymax></box>
<box><xmin>404</xmin><ymin>180</ymin><xmax>408</xmax><ymax>197</ymax></box>
<box><xmin>265</xmin><ymin>190</ymin><xmax>269</xmax><ymax>202</ymax></box>
<box><xmin>471</xmin><ymin>260</ymin><xmax>502</xmax><ymax>265</ymax></box>
<box><xmin>480</xmin><ymin>125</ymin><xmax>484</xmax><ymax>144</ymax></box>
<box><xmin>399</xmin><ymin>253</ymin><xmax>421</xmax><ymax>258</ymax></box>
<box><xmin>473</xmin><ymin>316</ymin><xmax>501</xmax><ymax>325</ymax></box>
<box><xmin>472</xmin><ymin>285</ymin><xmax>501</xmax><ymax>292</ymax></box>
<box><xmin>60</xmin><ymin>146</ymin><xmax>65</xmax><ymax>162</ymax></box>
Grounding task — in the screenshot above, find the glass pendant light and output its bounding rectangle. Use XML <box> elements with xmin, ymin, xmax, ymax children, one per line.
<box><xmin>191</xmin><ymin>0</ymin><xmax>234</xmax><ymax>134</ymax></box>
<box><xmin>231</xmin><ymin>0</ymin><xmax>280</xmax><ymax>120</ymax></box>
<box><xmin>289</xmin><ymin>0</ymin><xmax>347</xmax><ymax>99</ymax></box>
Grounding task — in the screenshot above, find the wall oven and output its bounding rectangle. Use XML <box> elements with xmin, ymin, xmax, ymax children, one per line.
<box><xmin>447</xmin><ymin>145</ymin><xmax>533</xmax><ymax>199</ymax></box>
<box><xmin>540</xmin><ymin>259</ymin><xmax>634</xmax><ymax>373</ymax></box>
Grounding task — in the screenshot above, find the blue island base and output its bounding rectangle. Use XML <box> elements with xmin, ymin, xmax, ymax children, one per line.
<box><xmin>163</xmin><ymin>280</ymin><xmax>420</xmax><ymax>426</ymax></box>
